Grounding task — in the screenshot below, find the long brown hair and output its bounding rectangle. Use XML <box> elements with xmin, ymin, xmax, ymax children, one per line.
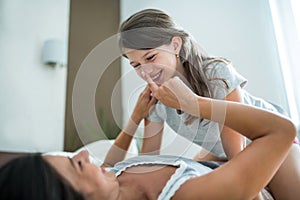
<box><xmin>119</xmin><ymin>9</ymin><xmax>229</xmax><ymax>124</ymax></box>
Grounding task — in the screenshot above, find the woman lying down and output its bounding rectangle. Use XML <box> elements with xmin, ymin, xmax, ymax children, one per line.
<box><xmin>0</xmin><ymin>77</ymin><xmax>297</xmax><ymax>200</ymax></box>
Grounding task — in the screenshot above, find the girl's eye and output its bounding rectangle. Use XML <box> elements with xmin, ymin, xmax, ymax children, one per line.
<box><xmin>146</xmin><ymin>54</ymin><xmax>156</xmax><ymax>61</ymax></box>
<box><xmin>133</xmin><ymin>64</ymin><xmax>140</xmax><ymax>69</ymax></box>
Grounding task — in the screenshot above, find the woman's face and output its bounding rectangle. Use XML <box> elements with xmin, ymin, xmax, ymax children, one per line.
<box><xmin>125</xmin><ymin>37</ymin><xmax>184</xmax><ymax>85</ymax></box>
<box><xmin>44</xmin><ymin>150</ymin><xmax>119</xmax><ymax>200</ymax></box>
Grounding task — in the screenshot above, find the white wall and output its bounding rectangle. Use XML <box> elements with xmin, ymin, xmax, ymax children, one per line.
<box><xmin>0</xmin><ymin>0</ymin><xmax>70</xmax><ymax>152</ymax></box>
<box><xmin>120</xmin><ymin>0</ymin><xmax>288</xmax><ymax>156</ymax></box>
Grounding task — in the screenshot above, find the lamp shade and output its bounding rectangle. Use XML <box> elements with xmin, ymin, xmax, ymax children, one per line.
<box><xmin>42</xmin><ymin>39</ymin><xmax>66</xmax><ymax>66</ymax></box>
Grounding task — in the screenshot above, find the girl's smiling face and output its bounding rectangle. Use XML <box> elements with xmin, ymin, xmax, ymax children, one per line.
<box><xmin>124</xmin><ymin>36</ymin><xmax>185</xmax><ymax>85</ymax></box>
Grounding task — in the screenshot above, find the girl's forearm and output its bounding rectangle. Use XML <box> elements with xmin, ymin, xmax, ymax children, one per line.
<box><xmin>102</xmin><ymin>117</ymin><xmax>141</xmax><ymax>167</ymax></box>
<box><xmin>220</xmin><ymin>126</ymin><xmax>246</xmax><ymax>160</ymax></box>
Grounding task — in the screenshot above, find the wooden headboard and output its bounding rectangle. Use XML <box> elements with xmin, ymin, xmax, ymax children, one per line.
<box><xmin>0</xmin><ymin>152</ymin><xmax>32</xmax><ymax>168</ymax></box>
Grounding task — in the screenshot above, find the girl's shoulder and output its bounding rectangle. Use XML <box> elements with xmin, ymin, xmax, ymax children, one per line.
<box><xmin>202</xmin><ymin>57</ymin><xmax>247</xmax><ymax>98</ymax></box>
<box><xmin>203</xmin><ymin>57</ymin><xmax>231</xmax><ymax>66</ymax></box>
<box><xmin>203</xmin><ymin>57</ymin><xmax>233</xmax><ymax>78</ymax></box>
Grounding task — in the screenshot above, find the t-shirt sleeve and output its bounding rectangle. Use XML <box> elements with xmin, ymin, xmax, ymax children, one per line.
<box><xmin>205</xmin><ymin>61</ymin><xmax>247</xmax><ymax>99</ymax></box>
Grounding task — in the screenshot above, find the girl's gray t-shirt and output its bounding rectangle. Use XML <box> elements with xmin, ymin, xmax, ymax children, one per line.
<box><xmin>147</xmin><ymin>61</ymin><xmax>283</xmax><ymax>158</ymax></box>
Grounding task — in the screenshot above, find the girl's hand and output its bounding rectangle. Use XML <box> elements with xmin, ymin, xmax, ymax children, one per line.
<box><xmin>131</xmin><ymin>85</ymin><xmax>157</xmax><ymax>124</ymax></box>
<box><xmin>142</xmin><ymin>71</ymin><xmax>199</xmax><ymax>116</ymax></box>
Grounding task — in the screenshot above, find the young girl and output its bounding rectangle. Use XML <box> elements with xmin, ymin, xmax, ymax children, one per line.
<box><xmin>104</xmin><ymin>8</ymin><xmax>300</xmax><ymax>199</ymax></box>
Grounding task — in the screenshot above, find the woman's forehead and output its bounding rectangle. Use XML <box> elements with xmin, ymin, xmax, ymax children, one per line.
<box><xmin>43</xmin><ymin>155</ymin><xmax>70</xmax><ymax>169</ymax></box>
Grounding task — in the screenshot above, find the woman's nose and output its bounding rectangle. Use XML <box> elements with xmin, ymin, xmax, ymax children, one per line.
<box><xmin>73</xmin><ymin>150</ymin><xmax>90</xmax><ymax>163</ymax></box>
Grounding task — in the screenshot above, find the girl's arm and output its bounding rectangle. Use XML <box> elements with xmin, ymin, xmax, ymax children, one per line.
<box><xmin>102</xmin><ymin>86</ymin><xmax>156</xmax><ymax>167</ymax></box>
<box><xmin>102</xmin><ymin>117</ymin><xmax>140</xmax><ymax>167</ymax></box>
<box><xmin>140</xmin><ymin>119</ymin><xmax>164</xmax><ymax>155</ymax></box>
<box><xmin>221</xmin><ymin>86</ymin><xmax>246</xmax><ymax>160</ymax></box>
<box><xmin>145</xmin><ymin>75</ymin><xmax>296</xmax><ymax>199</ymax></box>
<box><xmin>193</xmin><ymin>87</ymin><xmax>246</xmax><ymax>162</ymax></box>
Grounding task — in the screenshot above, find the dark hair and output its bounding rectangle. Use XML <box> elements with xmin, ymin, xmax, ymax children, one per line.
<box><xmin>0</xmin><ymin>153</ymin><xmax>84</xmax><ymax>200</ymax></box>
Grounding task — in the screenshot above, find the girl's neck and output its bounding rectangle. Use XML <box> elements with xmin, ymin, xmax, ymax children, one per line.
<box><xmin>176</xmin><ymin>62</ymin><xmax>187</xmax><ymax>79</ymax></box>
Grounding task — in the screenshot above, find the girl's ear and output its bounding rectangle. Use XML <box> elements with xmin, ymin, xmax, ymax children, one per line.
<box><xmin>171</xmin><ymin>36</ymin><xmax>182</xmax><ymax>55</ymax></box>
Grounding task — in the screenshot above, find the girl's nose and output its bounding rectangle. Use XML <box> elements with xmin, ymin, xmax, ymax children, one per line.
<box><xmin>140</xmin><ymin>64</ymin><xmax>154</xmax><ymax>74</ymax></box>
<box><xmin>73</xmin><ymin>150</ymin><xmax>90</xmax><ymax>163</ymax></box>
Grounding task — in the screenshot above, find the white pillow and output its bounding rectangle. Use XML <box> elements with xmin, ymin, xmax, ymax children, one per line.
<box><xmin>76</xmin><ymin>139</ymin><xmax>139</xmax><ymax>166</ymax></box>
<box><xmin>45</xmin><ymin>139</ymin><xmax>139</xmax><ymax>166</ymax></box>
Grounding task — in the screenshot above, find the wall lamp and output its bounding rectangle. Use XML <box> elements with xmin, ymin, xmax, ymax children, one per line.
<box><xmin>42</xmin><ymin>39</ymin><xmax>67</xmax><ymax>67</ymax></box>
